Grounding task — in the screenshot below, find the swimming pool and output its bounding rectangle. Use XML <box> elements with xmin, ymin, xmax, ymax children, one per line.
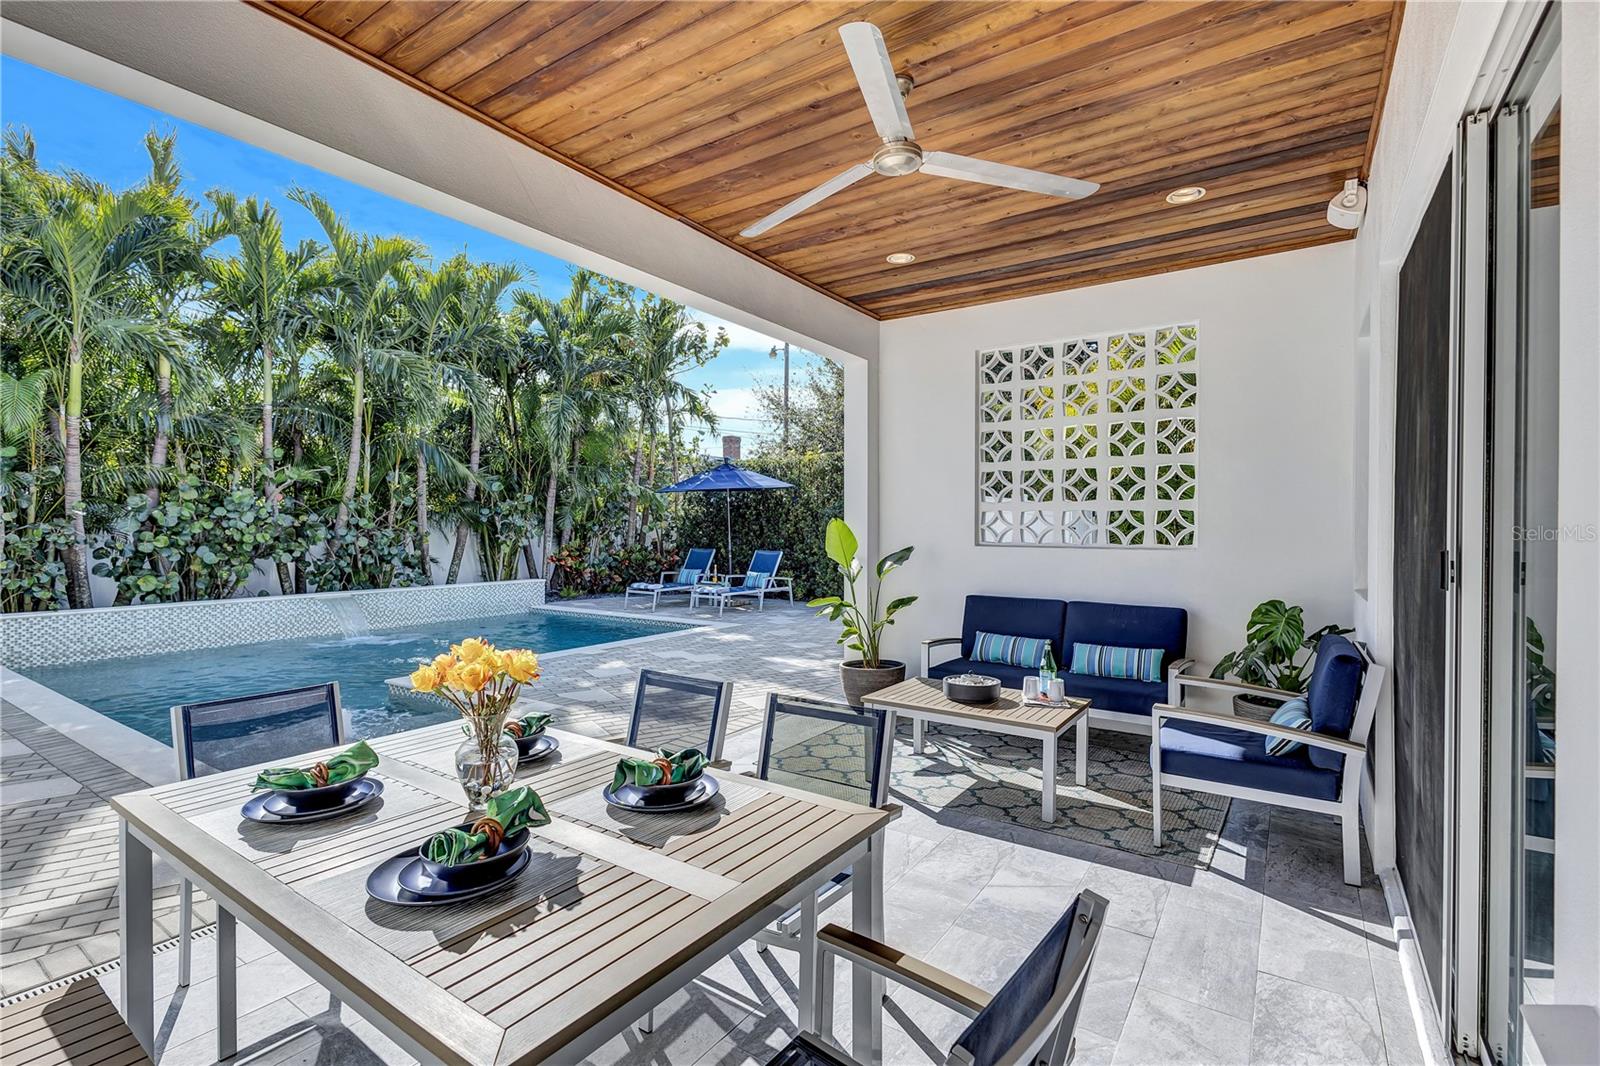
<box><xmin>21</xmin><ymin>609</ymin><xmax>683</xmax><ymax>745</ymax></box>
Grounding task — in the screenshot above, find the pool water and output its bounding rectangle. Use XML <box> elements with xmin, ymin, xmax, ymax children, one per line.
<box><xmin>22</xmin><ymin>610</ymin><xmax>678</xmax><ymax>745</ymax></box>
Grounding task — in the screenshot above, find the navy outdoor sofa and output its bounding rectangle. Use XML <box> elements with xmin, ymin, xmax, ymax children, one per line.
<box><xmin>921</xmin><ymin>594</ymin><xmax>1192</xmax><ymax>731</ymax></box>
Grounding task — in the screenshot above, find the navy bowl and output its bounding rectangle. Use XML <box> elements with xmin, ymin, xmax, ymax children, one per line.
<box><xmin>416</xmin><ymin>824</ymin><xmax>530</xmax><ymax>887</ymax></box>
<box><xmin>512</xmin><ymin>728</ymin><xmax>548</xmax><ymax>758</ymax></box>
<box><xmin>273</xmin><ymin>773</ymin><xmax>365</xmax><ymax>811</ymax></box>
<box><xmin>633</xmin><ymin>772</ymin><xmax>704</xmax><ymax>806</ymax></box>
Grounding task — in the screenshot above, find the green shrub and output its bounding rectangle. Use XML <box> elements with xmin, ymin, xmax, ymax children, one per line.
<box><xmin>92</xmin><ymin>477</ymin><xmax>290</xmax><ymax>604</ymax></box>
<box><xmin>306</xmin><ymin>504</ymin><xmax>425</xmax><ymax>592</ymax></box>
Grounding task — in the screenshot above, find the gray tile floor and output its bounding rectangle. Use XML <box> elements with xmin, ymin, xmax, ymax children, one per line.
<box><xmin>5</xmin><ymin>596</ymin><xmax>1442</xmax><ymax>1064</ymax></box>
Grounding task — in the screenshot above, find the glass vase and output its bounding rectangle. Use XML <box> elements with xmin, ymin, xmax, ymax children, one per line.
<box><xmin>454</xmin><ymin>715</ymin><xmax>519</xmax><ymax>811</ymax></box>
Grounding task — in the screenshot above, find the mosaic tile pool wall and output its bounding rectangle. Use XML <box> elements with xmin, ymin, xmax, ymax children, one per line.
<box><xmin>0</xmin><ymin>579</ymin><xmax>547</xmax><ymax>668</ymax></box>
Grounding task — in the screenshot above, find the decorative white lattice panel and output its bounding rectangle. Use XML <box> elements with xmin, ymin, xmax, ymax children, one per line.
<box><xmin>975</xmin><ymin>324</ymin><xmax>1197</xmax><ymax>547</ymax></box>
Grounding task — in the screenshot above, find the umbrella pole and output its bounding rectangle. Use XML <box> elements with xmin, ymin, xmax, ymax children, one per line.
<box><xmin>724</xmin><ymin>490</ymin><xmax>733</xmax><ymax>577</ymax></box>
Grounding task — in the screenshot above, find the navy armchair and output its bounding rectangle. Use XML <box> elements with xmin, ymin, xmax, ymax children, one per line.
<box><xmin>922</xmin><ymin>596</ymin><xmax>1191</xmax><ymax>729</ymax></box>
<box><xmin>1152</xmin><ymin>634</ymin><xmax>1386</xmax><ymax>885</ymax></box>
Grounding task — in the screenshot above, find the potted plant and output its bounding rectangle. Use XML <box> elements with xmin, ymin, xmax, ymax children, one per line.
<box><xmin>1211</xmin><ymin>599</ymin><xmax>1353</xmax><ymax>715</ymax></box>
<box><xmin>808</xmin><ymin>518</ymin><xmax>917</xmax><ymax>705</ymax></box>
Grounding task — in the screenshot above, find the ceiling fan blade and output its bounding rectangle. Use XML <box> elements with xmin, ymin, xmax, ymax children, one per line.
<box><xmin>839</xmin><ymin>22</ymin><xmax>914</xmax><ymax>143</ymax></box>
<box><xmin>922</xmin><ymin>151</ymin><xmax>1099</xmax><ymax>200</ymax></box>
<box><xmin>740</xmin><ymin>163</ymin><xmax>875</xmax><ymax>238</ymax></box>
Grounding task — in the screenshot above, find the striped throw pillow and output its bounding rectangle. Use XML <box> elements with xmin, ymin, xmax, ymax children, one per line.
<box><xmin>1265</xmin><ymin>698</ymin><xmax>1313</xmax><ymax>756</ymax></box>
<box><xmin>675</xmin><ymin>567</ymin><xmax>703</xmax><ymax>585</ymax></box>
<box><xmin>1069</xmin><ymin>643</ymin><xmax>1164</xmax><ymax>682</ymax></box>
<box><xmin>971</xmin><ymin>631</ymin><xmax>1050</xmax><ymax>669</ymax></box>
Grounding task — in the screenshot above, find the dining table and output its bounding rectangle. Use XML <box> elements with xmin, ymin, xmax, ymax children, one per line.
<box><xmin>114</xmin><ymin>721</ymin><xmax>894</xmax><ymax>1065</ymax></box>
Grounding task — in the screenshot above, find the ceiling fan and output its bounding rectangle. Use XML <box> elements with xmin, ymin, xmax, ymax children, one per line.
<box><xmin>739</xmin><ymin>21</ymin><xmax>1100</xmax><ymax>239</ymax></box>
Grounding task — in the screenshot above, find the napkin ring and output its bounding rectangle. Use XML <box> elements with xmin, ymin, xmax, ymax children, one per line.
<box><xmin>471</xmin><ymin>816</ymin><xmax>505</xmax><ymax>851</ymax></box>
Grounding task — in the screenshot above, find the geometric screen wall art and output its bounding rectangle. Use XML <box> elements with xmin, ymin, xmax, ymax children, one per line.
<box><xmin>976</xmin><ymin>323</ymin><xmax>1198</xmax><ymax>547</ymax></box>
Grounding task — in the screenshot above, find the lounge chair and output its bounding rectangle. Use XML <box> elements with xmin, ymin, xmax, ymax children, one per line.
<box><xmin>624</xmin><ymin>547</ymin><xmax>715</xmax><ymax>610</ymax></box>
<box><xmin>691</xmin><ymin>549</ymin><xmax>791</xmax><ymax>616</ymax></box>
<box><xmin>1153</xmin><ymin>634</ymin><xmax>1386</xmax><ymax>885</ymax></box>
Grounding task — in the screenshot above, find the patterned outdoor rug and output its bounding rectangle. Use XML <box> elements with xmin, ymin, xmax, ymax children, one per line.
<box><xmin>888</xmin><ymin>722</ymin><xmax>1230</xmax><ymax>869</ymax></box>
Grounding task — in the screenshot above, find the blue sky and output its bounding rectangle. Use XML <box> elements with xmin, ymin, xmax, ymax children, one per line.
<box><xmin>0</xmin><ymin>57</ymin><xmax>820</xmax><ymax>454</ymax></box>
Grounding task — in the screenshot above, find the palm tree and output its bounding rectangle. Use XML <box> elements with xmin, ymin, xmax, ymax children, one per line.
<box><xmin>621</xmin><ymin>297</ymin><xmax>725</xmax><ymax>543</ymax></box>
<box><xmin>205</xmin><ymin>192</ymin><xmax>325</xmax><ymax>592</ymax></box>
<box><xmin>445</xmin><ymin>260</ymin><xmax>520</xmax><ymax>584</ymax></box>
<box><xmin>516</xmin><ymin>271</ymin><xmax>626</xmax><ymax>577</ymax></box>
<box><xmin>1</xmin><ymin>130</ymin><xmax>183</xmax><ymax>607</ymax></box>
<box><xmin>289</xmin><ymin>188</ymin><xmax>418</xmax><ymax>531</ymax></box>
<box><xmin>395</xmin><ymin>258</ymin><xmax>471</xmax><ymax>583</ymax></box>
<box><xmin>136</xmin><ymin>131</ymin><xmax>212</xmax><ymax>511</ymax></box>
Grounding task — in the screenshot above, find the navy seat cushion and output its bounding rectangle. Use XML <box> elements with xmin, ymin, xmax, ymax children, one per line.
<box><xmin>928</xmin><ymin>657</ymin><xmax>1033</xmax><ymax>691</ymax></box>
<box><xmin>1159</xmin><ymin>719</ymin><xmax>1342</xmax><ymax>802</ymax></box>
<box><xmin>954</xmin><ymin>898</ymin><xmax>1081</xmax><ymax>1066</ymax></box>
<box><xmin>1305</xmin><ymin>633</ymin><xmax>1367</xmax><ymax>770</ymax></box>
<box><xmin>1059</xmin><ymin>673</ymin><xmax>1167</xmax><ymax>716</ymax></box>
<box><xmin>1063</xmin><ymin>601</ymin><xmax>1187</xmax><ymax>673</ymax></box>
<box><xmin>960</xmin><ymin>595</ymin><xmax>1067</xmax><ymax>663</ymax></box>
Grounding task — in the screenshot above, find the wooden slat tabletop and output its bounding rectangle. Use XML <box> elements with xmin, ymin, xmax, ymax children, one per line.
<box><xmin>113</xmin><ymin>724</ymin><xmax>893</xmax><ymax>1065</ymax></box>
<box><xmin>862</xmin><ymin>677</ymin><xmax>1089</xmax><ymax>733</ymax></box>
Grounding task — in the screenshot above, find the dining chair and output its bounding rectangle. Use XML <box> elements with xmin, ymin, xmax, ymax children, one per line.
<box><xmin>169</xmin><ymin>683</ymin><xmax>348</xmax><ymax>992</ymax></box>
<box><xmin>627</xmin><ymin>668</ymin><xmax>734</xmax><ymax>763</ymax></box>
<box><xmin>753</xmin><ymin>695</ymin><xmax>891</xmax><ymax>954</ymax></box>
<box><xmin>769</xmin><ymin>890</ymin><xmax>1109</xmax><ymax>1066</ymax></box>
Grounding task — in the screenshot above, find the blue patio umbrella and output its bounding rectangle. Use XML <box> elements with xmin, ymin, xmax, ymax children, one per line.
<box><xmin>658</xmin><ymin>458</ymin><xmax>793</xmax><ymax>573</ymax></box>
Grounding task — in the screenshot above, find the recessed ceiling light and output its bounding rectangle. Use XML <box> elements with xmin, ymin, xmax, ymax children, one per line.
<box><xmin>1166</xmin><ymin>186</ymin><xmax>1207</xmax><ymax>205</ymax></box>
<box><xmin>885</xmin><ymin>252</ymin><xmax>916</xmax><ymax>265</ymax></box>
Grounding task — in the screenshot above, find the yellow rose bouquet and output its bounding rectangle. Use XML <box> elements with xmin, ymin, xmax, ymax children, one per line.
<box><xmin>411</xmin><ymin>638</ymin><xmax>542</xmax><ymax>808</ymax></box>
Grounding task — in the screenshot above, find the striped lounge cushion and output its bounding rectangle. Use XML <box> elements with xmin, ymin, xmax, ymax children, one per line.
<box><xmin>1264</xmin><ymin>697</ymin><xmax>1313</xmax><ymax>756</ymax></box>
<box><xmin>1069</xmin><ymin>643</ymin><xmax>1164</xmax><ymax>682</ymax></box>
<box><xmin>971</xmin><ymin>631</ymin><xmax>1050</xmax><ymax>669</ymax></box>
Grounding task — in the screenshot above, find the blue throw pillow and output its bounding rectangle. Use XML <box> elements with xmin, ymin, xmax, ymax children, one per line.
<box><xmin>971</xmin><ymin>631</ymin><xmax>1050</xmax><ymax>669</ymax></box>
<box><xmin>675</xmin><ymin>567</ymin><xmax>703</xmax><ymax>585</ymax></box>
<box><xmin>742</xmin><ymin>571</ymin><xmax>768</xmax><ymax>589</ymax></box>
<box><xmin>1265</xmin><ymin>698</ymin><xmax>1312</xmax><ymax>756</ymax></box>
<box><xmin>1069</xmin><ymin>642</ymin><xmax>1164</xmax><ymax>683</ymax></box>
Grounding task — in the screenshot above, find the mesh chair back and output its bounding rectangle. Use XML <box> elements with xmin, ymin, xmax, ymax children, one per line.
<box><xmin>171</xmin><ymin>683</ymin><xmax>345</xmax><ymax>780</ymax></box>
<box><xmin>681</xmin><ymin>547</ymin><xmax>715</xmax><ymax>575</ymax></box>
<box><xmin>745</xmin><ymin>550</ymin><xmax>784</xmax><ymax>588</ymax></box>
<box><xmin>628</xmin><ymin>670</ymin><xmax>732</xmax><ymax>760</ymax></box>
<box><xmin>951</xmin><ymin>891</ymin><xmax>1108</xmax><ymax>1066</ymax></box>
<box><xmin>758</xmin><ymin>695</ymin><xmax>889</xmax><ymax>808</ymax></box>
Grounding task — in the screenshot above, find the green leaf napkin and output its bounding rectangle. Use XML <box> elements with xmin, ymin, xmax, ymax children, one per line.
<box><xmin>503</xmin><ymin>713</ymin><xmax>552</xmax><ymax>739</ymax></box>
<box><xmin>252</xmin><ymin>740</ymin><xmax>378</xmax><ymax>792</ymax></box>
<box><xmin>611</xmin><ymin>747</ymin><xmax>709</xmax><ymax>791</ymax></box>
<box><xmin>423</xmin><ymin>787</ymin><xmax>549</xmax><ymax>865</ymax></box>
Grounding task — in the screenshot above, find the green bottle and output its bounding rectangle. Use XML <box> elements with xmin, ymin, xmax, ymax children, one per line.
<box><xmin>1040</xmin><ymin>645</ymin><xmax>1058</xmax><ymax>682</ymax></box>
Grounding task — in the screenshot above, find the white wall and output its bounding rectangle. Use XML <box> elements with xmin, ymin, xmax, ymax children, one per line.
<box><xmin>876</xmin><ymin>242</ymin><xmax>1356</xmax><ymax>670</ymax></box>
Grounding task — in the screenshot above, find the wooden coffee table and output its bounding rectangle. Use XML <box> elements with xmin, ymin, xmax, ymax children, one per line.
<box><xmin>862</xmin><ymin>677</ymin><xmax>1091</xmax><ymax>823</ymax></box>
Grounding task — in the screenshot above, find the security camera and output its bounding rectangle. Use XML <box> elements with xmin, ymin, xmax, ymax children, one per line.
<box><xmin>1327</xmin><ymin>178</ymin><xmax>1367</xmax><ymax>230</ymax></box>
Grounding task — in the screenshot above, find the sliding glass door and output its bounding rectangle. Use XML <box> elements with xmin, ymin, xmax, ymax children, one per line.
<box><xmin>1482</xmin><ymin>11</ymin><xmax>1561</xmax><ymax>1063</ymax></box>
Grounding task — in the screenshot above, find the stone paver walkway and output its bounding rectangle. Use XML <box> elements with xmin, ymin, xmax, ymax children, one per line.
<box><xmin>1</xmin><ymin>699</ymin><xmax>209</xmax><ymax>998</ymax></box>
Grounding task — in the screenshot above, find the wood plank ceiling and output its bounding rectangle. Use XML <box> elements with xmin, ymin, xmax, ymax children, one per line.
<box><xmin>255</xmin><ymin>0</ymin><xmax>1405</xmax><ymax>319</ymax></box>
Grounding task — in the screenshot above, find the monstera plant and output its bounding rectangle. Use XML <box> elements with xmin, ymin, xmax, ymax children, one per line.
<box><xmin>808</xmin><ymin>518</ymin><xmax>917</xmax><ymax>705</ymax></box>
<box><xmin>1212</xmin><ymin>599</ymin><xmax>1353</xmax><ymax>709</ymax></box>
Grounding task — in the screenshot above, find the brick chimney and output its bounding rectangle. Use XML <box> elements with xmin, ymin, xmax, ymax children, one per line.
<box><xmin>721</xmin><ymin>435</ymin><xmax>741</xmax><ymax>461</ymax></box>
